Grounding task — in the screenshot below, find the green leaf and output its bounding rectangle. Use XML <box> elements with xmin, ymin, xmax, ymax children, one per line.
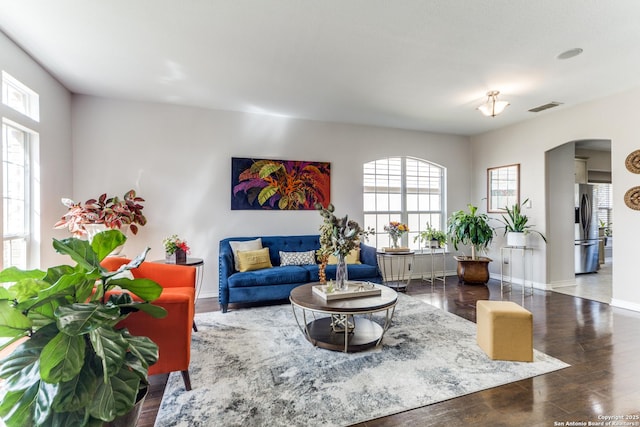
<box><xmin>89</xmin><ymin>365</ymin><xmax>139</xmax><ymax>422</ymax></box>
<box><xmin>0</xmin><ymin>287</ymin><xmax>12</xmax><ymax>300</ymax></box>
<box><xmin>0</xmin><ymin>323</ymin><xmax>60</xmax><ymax>427</ymax></box>
<box><xmin>0</xmin><ymin>323</ymin><xmax>56</xmax><ymax>381</ymax></box>
<box><xmin>130</xmin><ymin>303</ymin><xmax>167</xmax><ymax>319</ymax></box>
<box><xmin>107</xmin><ymin>278</ymin><xmax>162</xmax><ymax>301</ymax></box>
<box><xmin>42</xmin><ymin>265</ymin><xmax>76</xmax><ymax>286</ymax></box>
<box><xmin>52</xmin><ymin>358</ymin><xmax>97</xmax><ymax>413</ymax></box>
<box><xmin>0</xmin><ymin>267</ymin><xmax>45</xmax><ymax>283</ymax></box>
<box><xmin>122</xmin><ymin>330</ymin><xmax>159</xmax><ymax>369</ymax></box>
<box><xmin>9</xmin><ymin>279</ymin><xmax>51</xmax><ymax>304</ymax></box>
<box><xmin>56</xmin><ymin>304</ymin><xmax>121</xmax><ymax>336</ymax></box>
<box><xmin>40</xmin><ymin>331</ymin><xmax>85</xmax><ymax>383</ymax></box>
<box><xmin>278</xmin><ymin>196</ymin><xmax>289</xmax><ymax>209</ymax></box>
<box><xmin>0</xmin><ymin>300</ymin><xmax>32</xmax><ymax>337</ymax></box>
<box><xmin>258</xmin><ymin>162</ymin><xmax>284</xmax><ymax>179</ymax></box>
<box><xmin>49</xmin><ymin>409</ymin><xmax>92</xmax><ymax>427</ymax></box>
<box><xmin>257</xmin><ymin>185</ymin><xmax>278</xmax><ymax>206</ymax></box>
<box><xmin>91</xmin><ymin>230</ymin><xmax>126</xmax><ymax>261</ymax></box>
<box><xmin>52</xmin><ymin>238</ymin><xmax>98</xmax><ymax>271</ymax></box>
<box><xmin>89</xmin><ymin>327</ymin><xmax>127</xmax><ymax>380</ymax></box>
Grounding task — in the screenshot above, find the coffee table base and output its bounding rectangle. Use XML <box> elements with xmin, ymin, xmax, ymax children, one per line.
<box><xmin>305</xmin><ymin>316</ymin><xmax>384</xmax><ymax>352</ymax></box>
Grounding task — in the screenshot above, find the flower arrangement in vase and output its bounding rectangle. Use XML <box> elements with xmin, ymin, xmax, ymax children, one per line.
<box><xmin>384</xmin><ymin>221</ymin><xmax>409</xmax><ymax>249</ymax></box>
<box><xmin>316</xmin><ymin>203</ymin><xmax>373</xmax><ymax>290</ymax></box>
<box><xmin>163</xmin><ymin>234</ymin><xmax>190</xmax><ymax>264</ymax></box>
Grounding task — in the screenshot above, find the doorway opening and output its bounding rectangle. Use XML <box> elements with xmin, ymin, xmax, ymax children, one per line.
<box><xmin>545</xmin><ymin>139</ymin><xmax>612</xmax><ymax>304</ymax></box>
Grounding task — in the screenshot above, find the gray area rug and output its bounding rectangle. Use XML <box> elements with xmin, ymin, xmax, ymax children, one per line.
<box><xmin>155</xmin><ymin>293</ymin><xmax>568</xmax><ymax>427</ymax></box>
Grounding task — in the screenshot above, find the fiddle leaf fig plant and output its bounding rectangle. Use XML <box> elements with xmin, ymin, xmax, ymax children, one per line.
<box><xmin>0</xmin><ymin>230</ymin><xmax>166</xmax><ymax>427</ymax></box>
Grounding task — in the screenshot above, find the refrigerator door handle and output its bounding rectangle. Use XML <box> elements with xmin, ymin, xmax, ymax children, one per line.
<box><xmin>580</xmin><ymin>193</ymin><xmax>591</xmax><ymax>237</ymax></box>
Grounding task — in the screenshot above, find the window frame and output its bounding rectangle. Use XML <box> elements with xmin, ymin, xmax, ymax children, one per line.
<box><xmin>363</xmin><ymin>156</ymin><xmax>446</xmax><ymax>250</ymax></box>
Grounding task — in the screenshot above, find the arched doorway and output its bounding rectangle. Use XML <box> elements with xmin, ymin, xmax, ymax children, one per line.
<box><xmin>545</xmin><ymin>139</ymin><xmax>612</xmax><ymax>304</ymax></box>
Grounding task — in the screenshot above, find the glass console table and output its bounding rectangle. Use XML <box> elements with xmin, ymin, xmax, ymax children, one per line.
<box><xmin>500</xmin><ymin>246</ymin><xmax>533</xmax><ymax>296</ymax></box>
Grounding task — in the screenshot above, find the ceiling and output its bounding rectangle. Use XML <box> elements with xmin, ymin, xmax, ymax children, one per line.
<box><xmin>1</xmin><ymin>1</ymin><xmax>640</xmax><ymax>136</ymax></box>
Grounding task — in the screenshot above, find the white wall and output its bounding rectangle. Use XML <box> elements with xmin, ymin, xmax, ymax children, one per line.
<box><xmin>471</xmin><ymin>87</ymin><xmax>640</xmax><ymax>311</ymax></box>
<box><xmin>71</xmin><ymin>95</ymin><xmax>471</xmax><ymax>297</ymax></box>
<box><xmin>0</xmin><ymin>31</ymin><xmax>73</xmax><ymax>269</ymax></box>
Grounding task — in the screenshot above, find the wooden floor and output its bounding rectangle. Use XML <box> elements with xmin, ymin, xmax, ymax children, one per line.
<box><xmin>139</xmin><ymin>277</ymin><xmax>640</xmax><ymax>427</ymax></box>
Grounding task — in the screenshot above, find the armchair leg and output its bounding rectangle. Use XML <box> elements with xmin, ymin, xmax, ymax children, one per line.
<box><xmin>181</xmin><ymin>370</ymin><xmax>192</xmax><ymax>391</ymax></box>
<box><xmin>192</xmin><ymin>321</ymin><xmax>198</xmax><ymax>332</ymax></box>
<box><xmin>222</xmin><ymin>304</ymin><xmax>228</xmax><ymax>313</ymax></box>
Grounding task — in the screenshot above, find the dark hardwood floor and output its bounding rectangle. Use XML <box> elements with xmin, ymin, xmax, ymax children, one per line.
<box><xmin>139</xmin><ymin>277</ymin><xmax>640</xmax><ymax>427</ymax></box>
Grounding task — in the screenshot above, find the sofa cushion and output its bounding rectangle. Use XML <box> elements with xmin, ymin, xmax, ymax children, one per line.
<box><xmin>280</xmin><ymin>250</ymin><xmax>316</xmax><ymax>266</ymax></box>
<box><xmin>228</xmin><ymin>266</ymin><xmax>310</xmax><ymax>288</ymax></box>
<box><xmin>328</xmin><ymin>248</ymin><xmax>360</xmax><ymax>264</ymax></box>
<box><xmin>237</xmin><ymin>248</ymin><xmax>272</xmax><ymax>272</ymax></box>
<box><xmin>229</xmin><ymin>238</ymin><xmax>262</xmax><ymax>270</ymax></box>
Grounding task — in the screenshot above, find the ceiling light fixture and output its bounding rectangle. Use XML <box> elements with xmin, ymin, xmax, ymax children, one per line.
<box><xmin>557</xmin><ymin>48</ymin><xmax>583</xmax><ymax>60</ymax></box>
<box><xmin>477</xmin><ymin>90</ymin><xmax>510</xmax><ymax>117</ymax></box>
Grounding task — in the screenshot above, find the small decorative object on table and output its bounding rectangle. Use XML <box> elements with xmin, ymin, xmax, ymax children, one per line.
<box><xmin>163</xmin><ymin>234</ymin><xmax>190</xmax><ymax>264</ymax></box>
<box><xmin>384</xmin><ymin>221</ymin><xmax>409</xmax><ymax>250</ymax></box>
<box><xmin>312</xmin><ymin>281</ymin><xmax>381</xmax><ymax>300</ymax></box>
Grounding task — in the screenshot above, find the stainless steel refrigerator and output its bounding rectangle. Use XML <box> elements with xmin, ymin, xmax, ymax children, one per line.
<box><xmin>575</xmin><ymin>184</ymin><xmax>600</xmax><ymax>274</ymax></box>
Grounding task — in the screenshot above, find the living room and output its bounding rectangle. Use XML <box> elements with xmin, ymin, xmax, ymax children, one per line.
<box><xmin>1</xmin><ymin>2</ymin><xmax>640</xmax><ymax>426</ymax></box>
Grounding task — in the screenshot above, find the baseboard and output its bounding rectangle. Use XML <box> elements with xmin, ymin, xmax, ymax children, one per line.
<box><xmin>197</xmin><ymin>291</ymin><xmax>219</xmax><ymax>299</ymax></box>
<box><xmin>489</xmin><ymin>272</ymin><xmax>551</xmax><ymax>290</ymax></box>
<box><xmin>611</xmin><ymin>298</ymin><xmax>640</xmax><ymax>313</ymax></box>
<box><xmin>549</xmin><ymin>279</ymin><xmax>577</xmax><ymax>288</ymax></box>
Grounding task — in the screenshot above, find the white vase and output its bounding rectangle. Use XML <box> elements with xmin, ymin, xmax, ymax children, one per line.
<box><xmin>335</xmin><ymin>254</ymin><xmax>349</xmax><ymax>291</ymax></box>
<box><xmin>506</xmin><ymin>232</ymin><xmax>528</xmax><ymax>247</ymax></box>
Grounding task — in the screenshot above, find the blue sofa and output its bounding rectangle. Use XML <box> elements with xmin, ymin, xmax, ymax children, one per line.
<box><xmin>218</xmin><ymin>235</ymin><xmax>382</xmax><ymax>313</ymax></box>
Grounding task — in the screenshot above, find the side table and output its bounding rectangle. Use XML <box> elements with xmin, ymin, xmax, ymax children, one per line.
<box><xmin>417</xmin><ymin>247</ymin><xmax>446</xmax><ymax>285</ymax></box>
<box><xmin>500</xmin><ymin>247</ymin><xmax>533</xmax><ymax>296</ymax></box>
<box><xmin>376</xmin><ymin>251</ymin><xmax>415</xmax><ymax>292</ymax></box>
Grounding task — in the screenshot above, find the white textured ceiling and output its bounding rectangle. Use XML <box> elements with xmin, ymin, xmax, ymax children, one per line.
<box><xmin>1</xmin><ymin>1</ymin><xmax>639</xmax><ymax>136</ymax></box>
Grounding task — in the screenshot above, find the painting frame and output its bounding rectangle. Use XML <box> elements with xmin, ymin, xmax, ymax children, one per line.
<box><xmin>231</xmin><ymin>157</ymin><xmax>331</xmax><ymax>210</ymax></box>
<box><xmin>487</xmin><ymin>163</ymin><xmax>520</xmax><ymax>213</ymax></box>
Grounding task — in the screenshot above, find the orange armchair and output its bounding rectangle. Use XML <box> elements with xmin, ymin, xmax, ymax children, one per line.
<box><xmin>101</xmin><ymin>257</ymin><xmax>196</xmax><ymax>390</ymax></box>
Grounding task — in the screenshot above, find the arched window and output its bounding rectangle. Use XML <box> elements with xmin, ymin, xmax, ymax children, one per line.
<box><xmin>363</xmin><ymin>157</ymin><xmax>445</xmax><ymax>250</ymax></box>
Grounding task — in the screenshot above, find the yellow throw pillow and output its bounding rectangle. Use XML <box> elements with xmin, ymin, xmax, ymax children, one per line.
<box><xmin>237</xmin><ymin>247</ymin><xmax>273</xmax><ymax>272</ymax></box>
<box><xmin>328</xmin><ymin>248</ymin><xmax>360</xmax><ymax>264</ymax></box>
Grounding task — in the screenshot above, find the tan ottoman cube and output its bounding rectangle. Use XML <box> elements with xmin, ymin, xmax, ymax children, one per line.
<box><xmin>476</xmin><ymin>300</ymin><xmax>533</xmax><ymax>362</ymax></box>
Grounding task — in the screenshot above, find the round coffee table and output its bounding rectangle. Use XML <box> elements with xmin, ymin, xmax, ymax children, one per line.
<box><xmin>289</xmin><ymin>282</ymin><xmax>397</xmax><ymax>353</ymax></box>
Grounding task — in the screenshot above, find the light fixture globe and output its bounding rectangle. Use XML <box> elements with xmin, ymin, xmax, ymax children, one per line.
<box><xmin>478</xmin><ymin>90</ymin><xmax>510</xmax><ymax>117</ymax></box>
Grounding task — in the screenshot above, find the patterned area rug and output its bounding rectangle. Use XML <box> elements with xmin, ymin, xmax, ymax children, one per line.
<box><xmin>155</xmin><ymin>294</ymin><xmax>568</xmax><ymax>427</ymax></box>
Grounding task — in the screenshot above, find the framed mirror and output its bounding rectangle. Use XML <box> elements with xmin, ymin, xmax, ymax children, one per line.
<box><xmin>487</xmin><ymin>164</ymin><xmax>520</xmax><ymax>213</ymax></box>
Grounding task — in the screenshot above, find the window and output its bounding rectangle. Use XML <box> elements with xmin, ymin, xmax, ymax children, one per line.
<box><xmin>2</xmin><ymin>71</ymin><xmax>40</xmax><ymax>270</ymax></box>
<box><xmin>594</xmin><ymin>183</ymin><xmax>612</xmax><ymax>230</ymax></box>
<box><xmin>363</xmin><ymin>157</ymin><xmax>445</xmax><ymax>250</ymax></box>
<box><xmin>2</xmin><ymin>71</ymin><xmax>39</xmax><ymax>122</ymax></box>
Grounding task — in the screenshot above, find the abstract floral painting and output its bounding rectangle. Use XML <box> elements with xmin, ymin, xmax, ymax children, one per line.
<box><xmin>231</xmin><ymin>157</ymin><xmax>331</xmax><ymax>210</ymax></box>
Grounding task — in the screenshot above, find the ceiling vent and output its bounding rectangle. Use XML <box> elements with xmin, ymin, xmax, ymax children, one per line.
<box><xmin>528</xmin><ymin>102</ymin><xmax>563</xmax><ymax>113</ymax></box>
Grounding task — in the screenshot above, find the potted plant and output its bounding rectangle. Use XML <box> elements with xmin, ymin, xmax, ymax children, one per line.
<box><xmin>163</xmin><ymin>234</ymin><xmax>191</xmax><ymax>264</ymax></box>
<box><xmin>414</xmin><ymin>223</ymin><xmax>448</xmax><ymax>248</ymax></box>
<box><xmin>0</xmin><ymin>230</ymin><xmax>166</xmax><ymax>427</ymax></box>
<box><xmin>54</xmin><ymin>189</ymin><xmax>147</xmax><ymax>238</ymax></box>
<box><xmin>499</xmin><ymin>198</ymin><xmax>547</xmax><ymax>247</ymax></box>
<box><xmin>447</xmin><ymin>204</ymin><xmax>495</xmax><ymax>284</ymax></box>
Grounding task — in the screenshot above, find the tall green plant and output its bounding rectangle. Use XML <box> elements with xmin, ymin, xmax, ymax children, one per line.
<box><xmin>499</xmin><ymin>198</ymin><xmax>547</xmax><ymax>242</ymax></box>
<box><xmin>0</xmin><ymin>230</ymin><xmax>166</xmax><ymax>427</ymax></box>
<box><xmin>447</xmin><ymin>204</ymin><xmax>495</xmax><ymax>259</ymax></box>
